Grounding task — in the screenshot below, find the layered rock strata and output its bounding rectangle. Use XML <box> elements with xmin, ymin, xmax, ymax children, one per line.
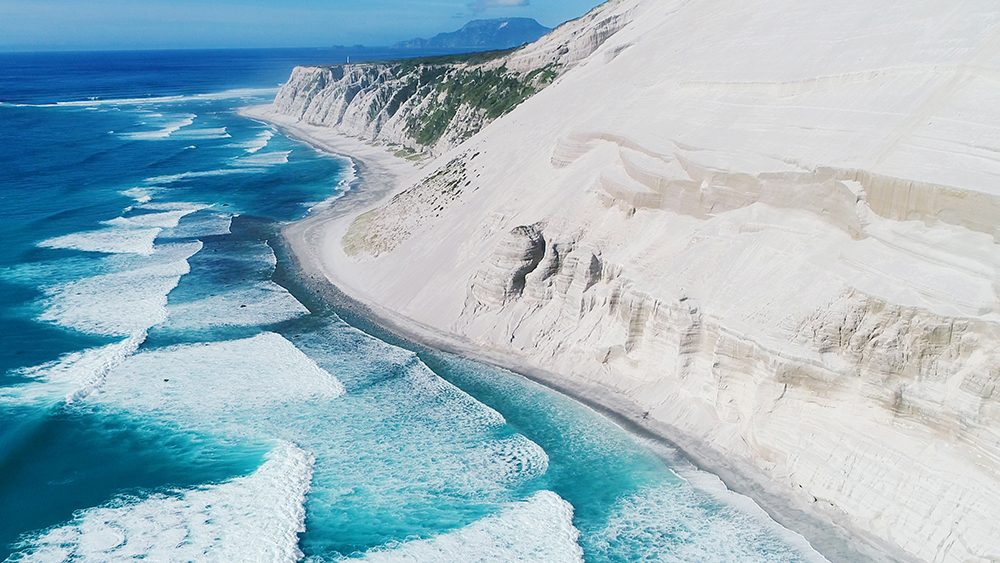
<box><xmin>277</xmin><ymin>0</ymin><xmax>1000</xmax><ymax>561</ymax></box>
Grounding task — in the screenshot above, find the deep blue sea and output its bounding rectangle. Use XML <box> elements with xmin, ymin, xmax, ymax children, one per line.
<box><xmin>0</xmin><ymin>49</ymin><xmax>829</xmax><ymax>562</ymax></box>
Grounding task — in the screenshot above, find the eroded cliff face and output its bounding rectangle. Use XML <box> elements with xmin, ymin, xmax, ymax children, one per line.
<box><xmin>346</xmin><ymin>136</ymin><xmax>1000</xmax><ymax>563</ymax></box>
<box><xmin>452</xmin><ymin>214</ymin><xmax>1000</xmax><ymax>563</ymax></box>
<box><xmin>327</xmin><ymin>0</ymin><xmax>1000</xmax><ymax>561</ymax></box>
<box><xmin>269</xmin><ymin>0</ymin><xmax>635</xmax><ymax>157</ymax></box>
<box><xmin>270</xmin><ymin>61</ymin><xmax>541</xmax><ymax>158</ymax></box>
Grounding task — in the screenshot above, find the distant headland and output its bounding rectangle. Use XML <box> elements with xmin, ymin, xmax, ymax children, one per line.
<box><xmin>393</xmin><ymin>18</ymin><xmax>552</xmax><ymax>51</ymax></box>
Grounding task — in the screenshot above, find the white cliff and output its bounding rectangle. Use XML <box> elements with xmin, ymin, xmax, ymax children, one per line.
<box><xmin>275</xmin><ymin>0</ymin><xmax>1000</xmax><ymax>561</ymax></box>
<box><xmin>268</xmin><ymin>0</ymin><xmax>633</xmax><ymax>157</ymax></box>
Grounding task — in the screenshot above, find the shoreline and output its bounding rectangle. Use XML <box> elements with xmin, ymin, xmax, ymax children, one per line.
<box><xmin>243</xmin><ymin>104</ymin><xmax>912</xmax><ymax>563</ymax></box>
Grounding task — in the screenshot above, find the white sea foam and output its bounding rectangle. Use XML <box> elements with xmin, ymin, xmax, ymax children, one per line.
<box><xmin>137</xmin><ymin>202</ymin><xmax>207</xmax><ymax>212</ymax></box>
<box><xmin>287</xmin><ymin>321</ymin><xmax>426</xmax><ymax>390</ymax></box>
<box><xmin>288</xmin><ymin>321</ymin><xmax>511</xmax><ymax>434</ymax></box>
<box><xmin>477</xmin><ymin>435</ymin><xmax>549</xmax><ymax>486</ymax></box>
<box><xmin>232</xmin><ymin>150</ymin><xmax>291</xmax><ymax>167</ymax></box>
<box><xmin>60</xmin><ymin>320</ymin><xmax>555</xmax><ymax>549</ymax></box>
<box><xmin>308</xmin><ymin>192</ymin><xmax>344</xmax><ymax>213</ymax></box>
<box><xmin>87</xmin><ymin>326</ymin><xmax>525</xmax><ymax>494</ymax></box>
<box><xmin>164</xmin><ymin>282</ymin><xmax>309</xmax><ymax>331</ymax></box>
<box><xmin>99</xmin><ymin>241</ymin><xmax>204</xmax><ymax>276</ymax></box>
<box><xmin>349</xmin><ymin>491</ymin><xmax>583</xmax><ymax>563</ymax></box>
<box><xmin>254</xmin><ymin>241</ymin><xmax>279</xmax><ymax>268</ymax></box>
<box><xmin>144</xmin><ymin>168</ymin><xmax>265</xmax><ymax>184</ymax></box>
<box><xmin>307</xmin><ymin>157</ymin><xmax>356</xmax><ymax>214</ymax></box>
<box><xmin>102</xmin><ymin>205</ymin><xmax>207</xmax><ymax>229</ymax></box>
<box><xmin>91</xmin><ymin>333</ymin><xmax>345</xmax><ymax>426</ymax></box>
<box><xmin>121</xmin><ymin>187</ymin><xmax>154</xmax><ymax>203</ymax></box>
<box><xmin>2</xmin><ymin>88</ymin><xmax>280</xmax><ymax>109</ymax></box>
<box><xmin>3</xmin><ymin>242</ymin><xmax>200</xmax><ymax>289</ymax></box>
<box><xmin>235</xmin><ymin>130</ymin><xmax>274</xmax><ymax>154</ymax></box>
<box><xmin>179</xmin><ymin>238</ymin><xmax>277</xmax><ymax>273</ymax></box>
<box><xmin>6</xmin><ymin>222</ymin><xmax>178</xmax><ymax>407</ymax></box>
<box><xmin>588</xmin><ymin>484</ymin><xmax>829</xmax><ymax>563</ymax></box>
<box><xmin>159</xmin><ymin>212</ymin><xmax>233</xmax><ymax>239</ymax></box>
<box><xmin>118</xmin><ymin>114</ymin><xmax>196</xmax><ymax>140</ymax></box>
<box><xmin>669</xmin><ymin>463</ymin><xmax>831</xmax><ymax>563</ymax></box>
<box><xmin>39</xmin><ymin>227</ymin><xmax>161</xmax><ymax>255</ymax></box>
<box><xmin>171</xmin><ymin>127</ymin><xmax>231</xmax><ymax>140</ymax></box>
<box><xmin>10</xmin><ymin>441</ymin><xmax>313</xmax><ymax>563</ymax></box>
<box><xmin>306</xmin><ymin>194</ymin><xmax>345</xmax><ymax>214</ymax></box>
<box><xmin>39</xmin><ymin>254</ymin><xmax>196</xmax><ymax>337</ymax></box>
<box><xmin>0</xmin><ymin>332</ymin><xmax>146</xmax><ymax>405</ymax></box>
<box><xmin>282</xmin><ymin>349</ymin><xmax>534</xmax><ymax>506</ymax></box>
<box><xmin>399</xmin><ymin>361</ymin><xmax>507</xmax><ymax>432</ymax></box>
<box><xmin>442</xmin><ymin>433</ymin><xmax>550</xmax><ymax>497</ymax></box>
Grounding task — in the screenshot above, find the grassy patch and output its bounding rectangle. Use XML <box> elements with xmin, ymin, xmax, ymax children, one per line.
<box><xmin>342</xmin><ymin>210</ymin><xmax>380</xmax><ymax>257</ymax></box>
<box><xmin>406</xmin><ymin>65</ymin><xmax>543</xmax><ymax>146</ymax></box>
<box><xmin>309</xmin><ymin>49</ymin><xmax>558</xmax><ymax>150</ymax></box>
<box><xmin>340</xmin><ymin>155</ymin><xmax>470</xmax><ymax>257</ymax></box>
<box><xmin>392</xmin><ymin>147</ymin><xmax>423</xmax><ymax>161</ymax></box>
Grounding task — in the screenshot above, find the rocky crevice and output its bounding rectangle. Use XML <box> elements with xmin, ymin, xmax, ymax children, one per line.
<box><xmin>469</xmin><ymin>224</ymin><xmax>547</xmax><ymax>308</ymax></box>
<box><xmin>454</xmin><ymin>220</ymin><xmax>1000</xmax><ymax>563</ymax></box>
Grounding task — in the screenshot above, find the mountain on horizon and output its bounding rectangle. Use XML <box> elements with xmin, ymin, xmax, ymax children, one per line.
<box><xmin>394</xmin><ymin>18</ymin><xmax>552</xmax><ymax>51</ymax></box>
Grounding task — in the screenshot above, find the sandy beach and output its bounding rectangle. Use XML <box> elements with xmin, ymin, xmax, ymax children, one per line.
<box><xmin>238</xmin><ymin>104</ymin><xmax>911</xmax><ymax>563</ymax></box>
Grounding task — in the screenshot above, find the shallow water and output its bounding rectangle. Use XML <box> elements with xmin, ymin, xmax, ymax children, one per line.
<box><xmin>0</xmin><ymin>49</ymin><xmax>828</xmax><ymax>562</ymax></box>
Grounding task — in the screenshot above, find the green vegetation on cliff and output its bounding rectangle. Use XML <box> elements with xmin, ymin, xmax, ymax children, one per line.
<box><xmin>314</xmin><ymin>49</ymin><xmax>558</xmax><ymax>151</ymax></box>
<box><xmin>408</xmin><ymin>63</ymin><xmax>557</xmax><ymax>146</ymax></box>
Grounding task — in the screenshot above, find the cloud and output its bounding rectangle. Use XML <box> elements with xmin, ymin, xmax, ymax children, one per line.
<box><xmin>468</xmin><ymin>0</ymin><xmax>530</xmax><ymax>13</ymax></box>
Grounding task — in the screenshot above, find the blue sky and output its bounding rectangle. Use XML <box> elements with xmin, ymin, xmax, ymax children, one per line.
<box><xmin>0</xmin><ymin>0</ymin><xmax>604</xmax><ymax>52</ymax></box>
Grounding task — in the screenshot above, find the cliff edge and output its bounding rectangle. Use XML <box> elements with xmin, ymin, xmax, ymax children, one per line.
<box><xmin>266</xmin><ymin>2</ymin><xmax>631</xmax><ymax>157</ymax></box>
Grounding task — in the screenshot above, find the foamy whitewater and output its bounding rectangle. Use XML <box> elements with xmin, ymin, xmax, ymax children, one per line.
<box><xmin>0</xmin><ymin>49</ymin><xmax>829</xmax><ymax>562</ymax></box>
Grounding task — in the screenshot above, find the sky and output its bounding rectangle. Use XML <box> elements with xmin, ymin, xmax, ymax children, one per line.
<box><xmin>0</xmin><ymin>0</ymin><xmax>606</xmax><ymax>52</ymax></box>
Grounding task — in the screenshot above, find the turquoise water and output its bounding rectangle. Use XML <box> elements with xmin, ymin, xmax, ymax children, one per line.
<box><xmin>0</xmin><ymin>49</ymin><xmax>827</xmax><ymax>562</ymax></box>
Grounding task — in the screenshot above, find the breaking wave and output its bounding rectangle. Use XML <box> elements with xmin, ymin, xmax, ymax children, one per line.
<box><xmin>9</xmin><ymin>441</ymin><xmax>313</xmax><ymax>563</ymax></box>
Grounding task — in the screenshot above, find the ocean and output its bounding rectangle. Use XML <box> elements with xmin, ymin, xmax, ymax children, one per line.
<box><xmin>0</xmin><ymin>48</ymin><xmax>828</xmax><ymax>562</ymax></box>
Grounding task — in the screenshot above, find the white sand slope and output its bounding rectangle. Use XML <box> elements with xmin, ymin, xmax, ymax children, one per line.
<box><xmin>264</xmin><ymin>1</ymin><xmax>1000</xmax><ymax>562</ymax></box>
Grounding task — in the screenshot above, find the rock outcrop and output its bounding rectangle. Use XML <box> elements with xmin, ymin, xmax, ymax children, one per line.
<box><xmin>469</xmin><ymin>224</ymin><xmax>547</xmax><ymax>308</ymax></box>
